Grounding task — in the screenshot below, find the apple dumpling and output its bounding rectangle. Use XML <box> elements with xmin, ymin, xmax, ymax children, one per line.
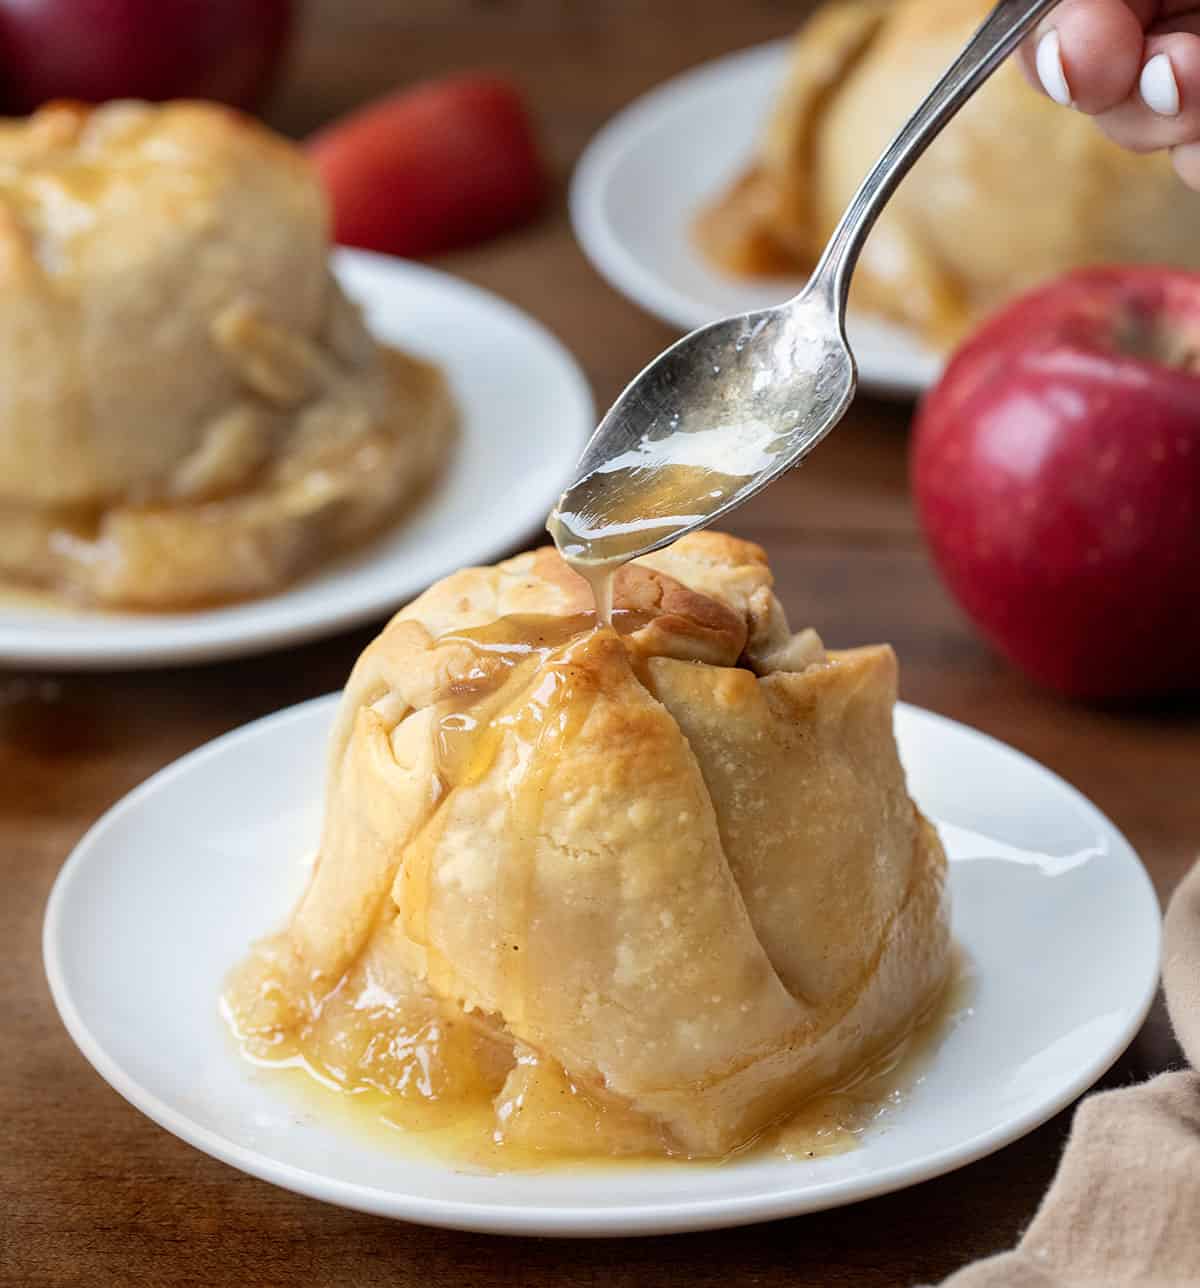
<box><xmin>0</xmin><ymin>100</ymin><xmax>453</xmax><ymax>609</ymax></box>
<box><xmin>226</xmin><ymin>532</ymin><xmax>951</xmax><ymax>1160</ymax></box>
<box><xmin>697</xmin><ymin>0</ymin><xmax>1200</xmax><ymax>348</ymax></box>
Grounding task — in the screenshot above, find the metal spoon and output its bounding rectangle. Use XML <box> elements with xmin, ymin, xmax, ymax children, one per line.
<box><xmin>549</xmin><ymin>0</ymin><xmax>1062</xmax><ymax>569</ymax></box>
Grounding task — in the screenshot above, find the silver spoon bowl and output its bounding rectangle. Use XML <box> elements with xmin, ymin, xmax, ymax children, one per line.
<box><xmin>550</xmin><ymin>0</ymin><xmax>1062</xmax><ymax>569</ymax></box>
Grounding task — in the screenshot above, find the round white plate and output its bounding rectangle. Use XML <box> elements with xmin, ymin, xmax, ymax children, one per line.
<box><xmin>45</xmin><ymin>696</ymin><xmax>1160</xmax><ymax>1237</ymax></box>
<box><xmin>0</xmin><ymin>249</ymin><xmax>593</xmax><ymax>671</ymax></box>
<box><xmin>570</xmin><ymin>41</ymin><xmax>943</xmax><ymax>397</ymax></box>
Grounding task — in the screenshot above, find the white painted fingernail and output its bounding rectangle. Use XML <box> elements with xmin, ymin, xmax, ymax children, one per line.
<box><xmin>1036</xmin><ymin>30</ymin><xmax>1073</xmax><ymax>106</ymax></box>
<box><xmin>1141</xmin><ymin>53</ymin><xmax>1181</xmax><ymax>116</ymax></box>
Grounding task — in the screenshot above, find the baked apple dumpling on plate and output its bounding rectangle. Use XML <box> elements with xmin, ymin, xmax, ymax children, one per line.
<box><xmin>226</xmin><ymin>533</ymin><xmax>951</xmax><ymax>1162</ymax></box>
<box><xmin>0</xmin><ymin>100</ymin><xmax>454</xmax><ymax>610</ymax></box>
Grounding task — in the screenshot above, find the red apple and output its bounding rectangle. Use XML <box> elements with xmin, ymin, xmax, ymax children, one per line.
<box><xmin>0</xmin><ymin>0</ymin><xmax>294</xmax><ymax>113</ymax></box>
<box><xmin>912</xmin><ymin>266</ymin><xmax>1200</xmax><ymax>700</ymax></box>
<box><xmin>308</xmin><ymin>76</ymin><xmax>546</xmax><ymax>259</ymax></box>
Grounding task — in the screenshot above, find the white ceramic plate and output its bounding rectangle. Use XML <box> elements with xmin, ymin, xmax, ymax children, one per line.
<box><xmin>0</xmin><ymin>249</ymin><xmax>593</xmax><ymax>671</ymax></box>
<box><xmin>44</xmin><ymin>696</ymin><xmax>1160</xmax><ymax>1237</ymax></box>
<box><xmin>570</xmin><ymin>41</ymin><xmax>943</xmax><ymax>397</ymax></box>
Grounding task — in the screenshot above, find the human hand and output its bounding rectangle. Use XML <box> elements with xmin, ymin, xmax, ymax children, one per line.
<box><xmin>1018</xmin><ymin>1</ymin><xmax>1200</xmax><ymax>185</ymax></box>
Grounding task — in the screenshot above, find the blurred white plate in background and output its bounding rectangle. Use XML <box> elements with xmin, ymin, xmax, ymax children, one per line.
<box><xmin>45</xmin><ymin>697</ymin><xmax>1160</xmax><ymax>1236</ymax></box>
<box><xmin>0</xmin><ymin>248</ymin><xmax>593</xmax><ymax>671</ymax></box>
<box><xmin>570</xmin><ymin>41</ymin><xmax>943</xmax><ymax>398</ymax></box>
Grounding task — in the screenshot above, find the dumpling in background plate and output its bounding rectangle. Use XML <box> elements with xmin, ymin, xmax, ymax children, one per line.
<box><xmin>0</xmin><ymin>101</ymin><xmax>454</xmax><ymax>610</ymax></box>
<box><xmin>697</xmin><ymin>0</ymin><xmax>1200</xmax><ymax>348</ymax></box>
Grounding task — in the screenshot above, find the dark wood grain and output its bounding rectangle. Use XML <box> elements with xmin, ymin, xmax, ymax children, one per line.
<box><xmin>3</xmin><ymin>3</ymin><xmax>1197</xmax><ymax>1285</ymax></box>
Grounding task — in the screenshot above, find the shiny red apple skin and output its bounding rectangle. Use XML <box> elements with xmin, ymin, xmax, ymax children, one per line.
<box><xmin>912</xmin><ymin>267</ymin><xmax>1200</xmax><ymax>700</ymax></box>
<box><xmin>308</xmin><ymin>76</ymin><xmax>546</xmax><ymax>259</ymax></box>
<box><xmin>0</xmin><ymin>0</ymin><xmax>294</xmax><ymax>113</ymax></box>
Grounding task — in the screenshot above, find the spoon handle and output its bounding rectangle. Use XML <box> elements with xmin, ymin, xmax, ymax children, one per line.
<box><xmin>805</xmin><ymin>0</ymin><xmax>1062</xmax><ymax>315</ymax></box>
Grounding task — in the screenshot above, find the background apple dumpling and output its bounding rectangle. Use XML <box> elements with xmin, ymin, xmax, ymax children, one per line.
<box><xmin>0</xmin><ymin>100</ymin><xmax>454</xmax><ymax>609</ymax></box>
<box><xmin>697</xmin><ymin>0</ymin><xmax>1200</xmax><ymax>349</ymax></box>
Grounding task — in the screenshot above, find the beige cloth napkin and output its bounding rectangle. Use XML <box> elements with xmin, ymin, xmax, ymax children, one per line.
<box><xmin>936</xmin><ymin>860</ymin><xmax>1200</xmax><ymax>1288</ymax></box>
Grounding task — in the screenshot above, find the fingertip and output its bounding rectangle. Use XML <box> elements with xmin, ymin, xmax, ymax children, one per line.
<box><xmin>1141</xmin><ymin>32</ymin><xmax>1200</xmax><ymax>116</ymax></box>
<box><xmin>1140</xmin><ymin>52</ymin><xmax>1181</xmax><ymax>116</ymax></box>
<box><xmin>1035</xmin><ymin>28</ymin><xmax>1073</xmax><ymax>106</ymax></box>
<box><xmin>1042</xmin><ymin>0</ymin><xmax>1146</xmax><ymax>113</ymax></box>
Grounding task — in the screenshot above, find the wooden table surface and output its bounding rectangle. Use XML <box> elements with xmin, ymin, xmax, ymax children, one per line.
<box><xmin>4</xmin><ymin>3</ymin><xmax>1197</xmax><ymax>1285</ymax></box>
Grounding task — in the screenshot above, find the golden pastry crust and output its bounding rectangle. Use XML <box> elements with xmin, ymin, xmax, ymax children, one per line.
<box><xmin>231</xmin><ymin>533</ymin><xmax>950</xmax><ymax>1156</ymax></box>
<box><xmin>698</xmin><ymin>0</ymin><xmax>1200</xmax><ymax>347</ymax></box>
<box><xmin>0</xmin><ymin>100</ymin><xmax>454</xmax><ymax>607</ymax></box>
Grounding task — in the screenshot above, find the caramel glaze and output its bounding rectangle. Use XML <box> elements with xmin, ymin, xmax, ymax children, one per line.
<box><xmin>406</xmin><ymin>612</ymin><xmax>637</xmax><ymax>1031</ymax></box>
<box><xmin>226</xmin><ymin>940</ymin><xmax>966</xmax><ymax>1171</ymax></box>
<box><xmin>225</xmin><ymin>602</ymin><xmax>964</xmax><ymax>1169</ymax></box>
<box><xmin>546</xmin><ymin>461</ymin><xmax>767</xmax><ymax>620</ymax></box>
